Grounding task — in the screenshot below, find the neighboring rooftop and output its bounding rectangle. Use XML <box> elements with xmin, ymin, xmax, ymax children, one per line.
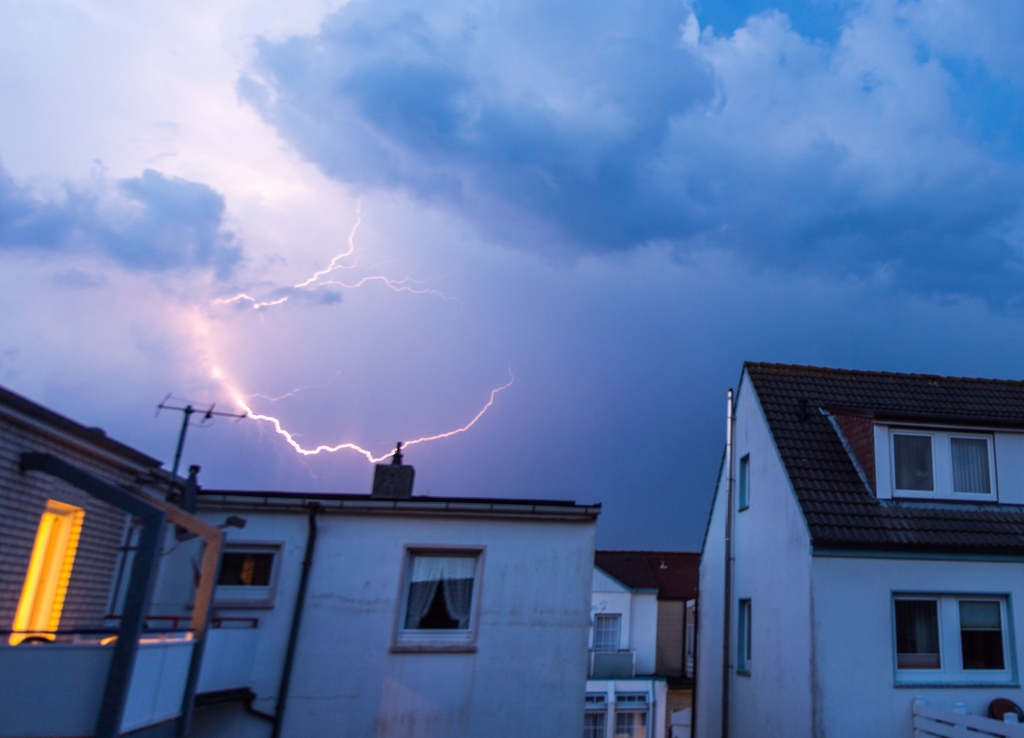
<box><xmin>746</xmin><ymin>362</ymin><xmax>1024</xmax><ymax>555</ymax></box>
<box><xmin>0</xmin><ymin>383</ymin><xmax>161</xmax><ymax>469</ymax></box>
<box><xmin>595</xmin><ymin>550</ymin><xmax>699</xmax><ymax>600</ymax></box>
<box><xmin>198</xmin><ymin>488</ymin><xmax>601</xmax><ymax>520</ymax></box>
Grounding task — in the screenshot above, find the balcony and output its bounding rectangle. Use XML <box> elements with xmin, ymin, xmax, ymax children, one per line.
<box><xmin>589</xmin><ymin>649</ymin><xmax>636</xmax><ymax>678</ymax></box>
<box><xmin>0</xmin><ymin>630</ymin><xmax>194</xmax><ymax>737</ymax></box>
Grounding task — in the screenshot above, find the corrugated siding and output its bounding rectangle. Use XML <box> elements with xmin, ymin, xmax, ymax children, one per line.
<box><xmin>0</xmin><ymin>415</ymin><xmax>134</xmax><ymax>632</ymax></box>
<box><xmin>655</xmin><ymin>599</ymin><xmax>684</xmax><ymax>676</ymax></box>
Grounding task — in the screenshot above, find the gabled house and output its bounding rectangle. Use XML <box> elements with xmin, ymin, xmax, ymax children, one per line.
<box><xmin>696</xmin><ymin>363</ymin><xmax>1024</xmax><ymax>738</ymax></box>
<box><xmin>587</xmin><ymin>550</ymin><xmax>698</xmax><ymax>738</ymax></box>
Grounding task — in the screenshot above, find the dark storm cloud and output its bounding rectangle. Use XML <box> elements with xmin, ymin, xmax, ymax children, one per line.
<box><xmin>0</xmin><ymin>164</ymin><xmax>240</xmax><ymax>274</ymax></box>
<box><xmin>244</xmin><ymin>0</ymin><xmax>1024</xmax><ymax>307</ymax></box>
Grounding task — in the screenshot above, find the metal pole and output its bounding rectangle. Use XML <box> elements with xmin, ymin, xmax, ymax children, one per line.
<box><xmin>721</xmin><ymin>389</ymin><xmax>735</xmax><ymax>738</ymax></box>
<box><xmin>170</xmin><ymin>405</ymin><xmax>194</xmax><ymax>478</ymax></box>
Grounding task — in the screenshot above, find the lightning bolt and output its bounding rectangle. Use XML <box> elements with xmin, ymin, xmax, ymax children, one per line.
<box><xmin>245</xmin><ymin>371</ymin><xmax>343</xmax><ymax>402</ymax></box>
<box><xmin>227</xmin><ymin>372</ymin><xmax>515</xmax><ymax>463</ymax></box>
<box><xmin>293</xmin><ymin>204</ymin><xmax>362</xmax><ymax>288</ymax></box>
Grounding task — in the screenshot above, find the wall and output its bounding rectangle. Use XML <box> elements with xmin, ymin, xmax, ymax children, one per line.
<box><xmin>812</xmin><ymin>554</ymin><xmax>1024</xmax><ymax>738</ymax></box>
<box><xmin>695</xmin><ymin>372</ymin><xmax>816</xmax><ymax>738</ymax></box>
<box><xmin>189</xmin><ymin>508</ymin><xmax>596</xmax><ymax>738</ymax></box>
<box><xmin>656</xmin><ymin>600</ymin><xmax>685</xmax><ymax>676</ymax></box>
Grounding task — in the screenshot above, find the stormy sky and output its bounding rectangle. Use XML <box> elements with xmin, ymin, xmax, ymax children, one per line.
<box><xmin>5</xmin><ymin>0</ymin><xmax>1024</xmax><ymax>550</ymax></box>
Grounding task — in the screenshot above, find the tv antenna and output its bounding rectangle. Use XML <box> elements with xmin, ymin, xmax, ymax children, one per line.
<box><xmin>157</xmin><ymin>395</ymin><xmax>248</xmax><ymax>477</ymax></box>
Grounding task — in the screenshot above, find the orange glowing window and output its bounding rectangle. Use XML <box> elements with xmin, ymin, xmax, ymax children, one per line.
<box><xmin>10</xmin><ymin>500</ymin><xmax>85</xmax><ymax>645</ymax></box>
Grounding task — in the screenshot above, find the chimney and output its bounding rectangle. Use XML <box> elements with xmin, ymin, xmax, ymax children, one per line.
<box><xmin>371</xmin><ymin>442</ymin><xmax>415</xmax><ymax>499</ymax></box>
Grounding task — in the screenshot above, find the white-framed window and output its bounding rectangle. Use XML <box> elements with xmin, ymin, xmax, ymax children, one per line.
<box><xmin>893</xmin><ymin>594</ymin><xmax>1014</xmax><ymax>684</ymax></box>
<box><xmin>614</xmin><ymin>695</ymin><xmax>649</xmax><ymax>738</ymax></box>
<box><xmin>737</xmin><ymin>598</ymin><xmax>752</xmax><ymax>674</ymax></box>
<box><xmin>393</xmin><ymin>549</ymin><xmax>482</xmax><ymax>651</ymax></box>
<box><xmin>215</xmin><ymin>543</ymin><xmax>282</xmax><ymax>608</ymax></box>
<box><xmin>593</xmin><ymin>613</ymin><xmax>621</xmax><ymax>652</ymax></box>
<box><xmin>584</xmin><ymin>694</ymin><xmax>607</xmax><ymax>738</ymax></box>
<box><xmin>583</xmin><ymin>711</ymin><xmax>606</xmax><ymax>738</ymax></box>
<box><xmin>738</xmin><ymin>454</ymin><xmax>750</xmax><ymax>510</ymax></box>
<box><xmin>890</xmin><ymin>430</ymin><xmax>997</xmax><ymax>501</ymax></box>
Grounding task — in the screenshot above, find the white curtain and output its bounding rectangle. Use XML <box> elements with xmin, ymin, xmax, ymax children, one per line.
<box><xmin>951</xmin><ymin>438</ymin><xmax>990</xmax><ymax>494</ymax></box>
<box><xmin>407</xmin><ymin>556</ymin><xmax>476</xmax><ymax>629</ymax></box>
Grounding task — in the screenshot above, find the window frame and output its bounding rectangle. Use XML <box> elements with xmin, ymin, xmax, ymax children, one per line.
<box><xmin>593</xmin><ymin>612</ymin><xmax>622</xmax><ymax>652</ymax></box>
<box><xmin>391</xmin><ymin>545</ymin><xmax>485</xmax><ymax>653</ymax></box>
<box><xmin>738</xmin><ymin>454</ymin><xmax>750</xmax><ymax>511</ymax></box>
<box><xmin>891</xmin><ymin>593</ymin><xmax>1016</xmax><ymax>686</ymax></box>
<box><xmin>737</xmin><ymin>598</ymin><xmax>752</xmax><ymax>675</ymax></box>
<box><xmin>889</xmin><ymin>429</ymin><xmax>998</xmax><ymax>502</ymax></box>
<box><xmin>213</xmin><ymin>542</ymin><xmax>283</xmax><ymax>609</ymax></box>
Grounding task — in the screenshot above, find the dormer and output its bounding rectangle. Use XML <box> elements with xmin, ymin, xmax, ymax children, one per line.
<box><xmin>828</xmin><ymin>410</ymin><xmax>1024</xmax><ymax>504</ymax></box>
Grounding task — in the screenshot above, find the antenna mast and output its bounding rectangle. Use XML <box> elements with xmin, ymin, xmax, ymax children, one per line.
<box><xmin>157</xmin><ymin>398</ymin><xmax>247</xmax><ymax>477</ymax></box>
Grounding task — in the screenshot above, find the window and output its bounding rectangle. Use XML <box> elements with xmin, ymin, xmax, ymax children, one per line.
<box><xmin>584</xmin><ymin>712</ymin><xmax>606</xmax><ymax>738</ymax></box>
<box><xmin>893</xmin><ymin>595</ymin><xmax>1012</xmax><ymax>684</ymax></box>
<box><xmin>737</xmin><ymin>599</ymin><xmax>752</xmax><ymax>673</ymax></box>
<box><xmin>614</xmin><ymin>696</ymin><xmax>648</xmax><ymax>738</ymax></box>
<box><xmin>594</xmin><ymin>613</ymin><xmax>621</xmax><ymax>651</ymax></box>
<box><xmin>11</xmin><ymin>500</ymin><xmax>85</xmax><ymax>644</ymax></box>
<box><xmin>891</xmin><ymin>431</ymin><xmax>996</xmax><ymax>500</ymax></box>
<box><xmin>685</xmin><ymin>599</ymin><xmax>696</xmax><ymax>678</ymax></box>
<box><xmin>738</xmin><ymin>455</ymin><xmax>750</xmax><ymax>510</ymax></box>
<box><xmin>214</xmin><ymin>543</ymin><xmax>281</xmax><ymax>608</ymax></box>
<box><xmin>394</xmin><ymin>550</ymin><xmax>481</xmax><ymax>651</ymax></box>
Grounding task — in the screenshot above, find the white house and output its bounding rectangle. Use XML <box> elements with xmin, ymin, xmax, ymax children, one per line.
<box><xmin>183</xmin><ymin>452</ymin><xmax>601</xmax><ymax>738</ymax></box>
<box><xmin>586</xmin><ymin>550</ymin><xmax>698</xmax><ymax>738</ymax></box>
<box><xmin>696</xmin><ymin>363</ymin><xmax>1024</xmax><ymax>738</ymax></box>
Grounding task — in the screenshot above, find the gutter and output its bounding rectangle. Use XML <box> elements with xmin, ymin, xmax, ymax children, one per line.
<box><xmin>270</xmin><ymin>503</ymin><xmax>321</xmax><ymax>738</ymax></box>
<box><xmin>721</xmin><ymin>390</ymin><xmax>735</xmax><ymax>738</ymax></box>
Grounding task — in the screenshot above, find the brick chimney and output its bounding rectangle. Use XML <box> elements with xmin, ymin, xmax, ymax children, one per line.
<box><xmin>371</xmin><ymin>442</ymin><xmax>415</xmax><ymax>498</ymax></box>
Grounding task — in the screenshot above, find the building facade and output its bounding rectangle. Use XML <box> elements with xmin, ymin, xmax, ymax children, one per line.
<box><xmin>697</xmin><ymin>363</ymin><xmax>1024</xmax><ymax>738</ymax></box>
<box><xmin>586</xmin><ymin>550</ymin><xmax>698</xmax><ymax>738</ymax></box>
<box><xmin>185</xmin><ymin>468</ymin><xmax>601</xmax><ymax>738</ymax></box>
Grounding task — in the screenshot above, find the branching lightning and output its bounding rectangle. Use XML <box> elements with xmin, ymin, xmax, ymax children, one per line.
<box><xmin>228</xmin><ymin>372</ymin><xmax>515</xmax><ymax>463</ymax></box>
<box><xmin>200</xmin><ymin>205</ymin><xmax>509</xmax><ymax>465</ymax></box>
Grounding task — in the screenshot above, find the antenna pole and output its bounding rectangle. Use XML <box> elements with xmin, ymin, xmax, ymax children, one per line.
<box><xmin>171</xmin><ymin>405</ymin><xmax>194</xmax><ymax>478</ymax></box>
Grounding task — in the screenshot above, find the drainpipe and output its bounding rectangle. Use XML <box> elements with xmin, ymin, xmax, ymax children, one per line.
<box><xmin>690</xmin><ymin>592</ymin><xmax>699</xmax><ymax>738</ymax></box>
<box><xmin>720</xmin><ymin>390</ymin><xmax>735</xmax><ymax>738</ymax></box>
<box><xmin>270</xmin><ymin>503</ymin><xmax>320</xmax><ymax>738</ymax></box>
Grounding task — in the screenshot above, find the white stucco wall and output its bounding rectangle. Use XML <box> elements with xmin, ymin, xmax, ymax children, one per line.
<box><xmin>695</xmin><ymin>373</ymin><xmax>815</xmax><ymax>738</ymax></box>
<box><xmin>812</xmin><ymin>554</ymin><xmax>1024</xmax><ymax>738</ymax></box>
<box><xmin>188</xmin><ymin>508</ymin><xmax>596</xmax><ymax>738</ymax></box>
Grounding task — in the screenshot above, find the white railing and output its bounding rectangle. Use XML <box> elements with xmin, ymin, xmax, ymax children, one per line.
<box><xmin>914</xmin><ymin>698</ymin><xmax>1024</xmax><ymax>738</ymax></box>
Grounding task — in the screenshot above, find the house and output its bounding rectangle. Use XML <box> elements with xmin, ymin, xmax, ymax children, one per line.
<box><xmin>696</xmin><ymin>363</ymin><xmax>1024</xmax><ymax>738</ymax></box>
<box><xmin>0</xmin><ymin>383</ymin><xmax>222</xmax><ymax>738</ymax></box>
<box><xmin>586</xmin><ymin>550</ymin><xmax>698</xmax><ymax>738</ymax></box>
<box><xmin>183</xmin><ymin>451</ymin><xmax>602</xmax><ymax>738</ymax></box>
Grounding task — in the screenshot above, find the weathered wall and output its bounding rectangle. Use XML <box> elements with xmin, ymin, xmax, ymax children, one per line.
<box><xmin>695</xmin><ymin>372</ymin><xmax>815</xmax><ymax>738</ymax></box>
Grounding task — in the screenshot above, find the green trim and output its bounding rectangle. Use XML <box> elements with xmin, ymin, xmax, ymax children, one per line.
<box><xmin>814</xmin><ymin>549</ymin><xmax>1024</xmax><ymax>563</ymax></box>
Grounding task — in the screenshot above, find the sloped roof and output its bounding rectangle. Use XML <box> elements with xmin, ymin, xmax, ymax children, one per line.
<box><xmin>746</xmin><ymin>362</ymin><xmax>1024</xmax><ymax>554</ymax></box>
<box><xmin>595</xmin><ymin>550</ymin><xmax>699</xmax><ymax>599</ymax></box>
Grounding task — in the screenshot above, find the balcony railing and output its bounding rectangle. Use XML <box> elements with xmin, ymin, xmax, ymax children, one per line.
<box><xmin>913</xmin><ymin>698</ymin><xmax>1024</xmax><ymax>738</ymax></box>
<box><xmin>589</xmin><ymin>649</ymin><xmax>635</xmax><ymax>678</ymax></box>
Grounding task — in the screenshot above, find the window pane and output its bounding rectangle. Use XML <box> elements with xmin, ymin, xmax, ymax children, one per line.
<box><xmin>594</xmin><ymin>614</ymin><xmax>621</xmax><ymax>651</ymax></box>
<box><xmin>739</xmin><ymin>455</ymin><xmax>750</xmax><ymax>510</ymax></box>
<box><xmin>895</xmin><ymin>599</ymin><xmax>940</xmax><ymax>669</ymax></box>
<box><xmin>894</xmin><ymin>435</ymin><xmax>934</xmax><ymax>491</ymax></box>
<box><xmin>584</xmin><ymin>712</ymin><xmax>606</xmax><ymax>738</ymax></box>
<box><xmin>960</xmin><ymin>601</ymin><xmax>1004</xmax><ymax>670</ymax></box>
<box><xmin>951</xmin><ymin>438</ymin><xmax>991</xmax><ymax>494</ymax></box>
<box><xmin>614</xmin><ymin>711</ymin><xmax>647</xmax><ymax>738</ymax></box>
<box><xmin>218</xmin><ymin>553</ymin><xmax>274</xmax><ymax>586</ymax></box>
<box><xmin>404</xmin><ymin>555</ymin><xmax>476</xmax><ymax>630</ymax></box>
